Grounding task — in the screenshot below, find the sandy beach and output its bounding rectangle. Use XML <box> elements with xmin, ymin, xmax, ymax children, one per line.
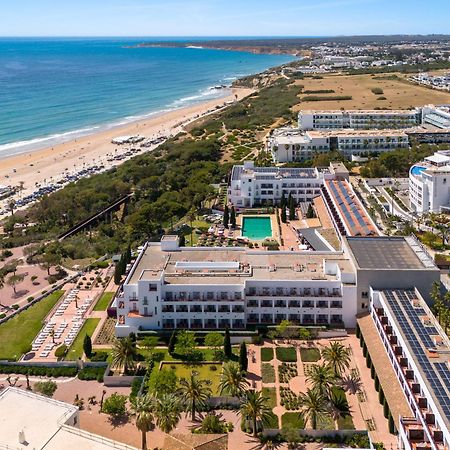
<box><xmin>0</xmin><ymin>87</ymin><xmax>253</xmax><ymax>213</ymax></box>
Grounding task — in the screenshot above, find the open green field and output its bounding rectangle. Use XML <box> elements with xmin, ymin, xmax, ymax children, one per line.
<box><xmin>93</xmin><ymin>292</ymin><xmax>114</xmax><ymax>311</ymax></box>
<box><xmin>160</xmin><ymin>362</ymin><xmax>222</xmax><ymax>395</ymax></box>
<box><xmin>65</xmin><ymin>318</ymin><xmax>100</xmax><ymax>360</ymax></box>
<box><xmin>0</xmin><ymin>290</ymin><xmax>64</xmax><ymax>361</ymax></box>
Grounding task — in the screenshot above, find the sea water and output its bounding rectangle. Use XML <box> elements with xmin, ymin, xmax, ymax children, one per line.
<box><xmin>0</xmin><ymin>37</ymin><xmax>294</xmax><ymax>157</ymax></box>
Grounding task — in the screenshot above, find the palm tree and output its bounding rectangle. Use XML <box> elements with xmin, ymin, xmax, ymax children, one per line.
<box><xmin>178</xmin><ymin>372</ymin><xmax>211</xmax><ymax>421</ymax></box>
<box><xmin>219</xmin><ymin>361</ymin><xmax>249</xmax><ymax>398</ymax></box>
<box><xmin>239</xmin><ymin>390</ymin><xmax>272</xmax><ymax>437</ymax></box>
<box><xmin>298</xmin><ymin>389</ymin><xmax>329</xmax><ymax>430</ymax></box>
<box><xmin>111</xmin><ymin>337</ymin><xmax>137</xmax><ymax>374</ymax></box>
<box><xmin>306</xmin><ymin>363</ymin><xmax>337</xmax><ymax>397</ymax></box>
<box><xmin>131</xmin><ymin>394</ymin><xmax>155</xmax><ymax>450</ymax></box>
<box><xmin>154</xmin><ymin>394</ymin><xmax>183</xmax><ymax>434</ymax></box>
<box><xmin>321</xmin><ymin>342</ymin><xmax>351</xmax><ymax>377</ymax></box>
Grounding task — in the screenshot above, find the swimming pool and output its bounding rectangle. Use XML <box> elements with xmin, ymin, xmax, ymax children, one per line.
<box><xmin>411</xmin><ymin>166</ymin><xmax>426</xmax><ymax>176</ymax></box>
<box><xmin>242</xmin><ymin>216</ymin><xmax>272</xmax><ymax>240</ymax></box>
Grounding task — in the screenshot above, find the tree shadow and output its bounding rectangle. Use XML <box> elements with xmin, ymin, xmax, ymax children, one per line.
<box><xmin>340</xmin><ymin>373</ymin><xmax>362</xmax><ymax>395</ymax></box>
<box><xmin>14</xmin><ymin>289</ymin><xmax>29</xmax><ymax>298</ymax></box>
<box><xmin>107</xmin><ymin>414</ymin><xmax>130</xmax><ymax>429</ymax></box>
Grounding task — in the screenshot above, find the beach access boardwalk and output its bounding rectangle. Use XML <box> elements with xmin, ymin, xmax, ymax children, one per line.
<box><xmin>58</xmin><ymin>193</ymin><xmax>132</xmax><ymax>241</ymax></box>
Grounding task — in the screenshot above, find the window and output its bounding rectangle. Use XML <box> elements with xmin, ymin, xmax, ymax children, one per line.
<box><xmin>361</xmin><ymin>291</ymin><xmax>368</xmax><ymax>298</ymax></box>
<box><xmin>149</xmin><ymin>284</ymin><xmax>157</xmax><ymax>291</ymax></box>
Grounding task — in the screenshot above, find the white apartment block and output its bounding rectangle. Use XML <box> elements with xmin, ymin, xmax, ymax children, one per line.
<box><xmin>370</xmin><ymin>288</ymin><xmax>450</xmax><ymax>450</ymax></box>
<box><xmin>227</xmin><ymin>161</ymin><xmax>331</xmax><ymax>208</ymax></box>
<box><xmin>298</xmin><ymin>109</ymin><xmax>420</xmax><ymax>131</ymax></box>
<box><xmin>421</xmin><ymin>105</ymin><xmax>450</xmax><ymax>130</ymax></box>
<box><xmin>409</xmin><ymin>150</ymin><xmax>450</xmax><ymax>213</ymax></box>
<box><xmin>114</xmin><ymin>235</ymin><xmax>440</xmax><ymax>337</ymax></box>
<box><xmin>268</xmin><ymin>128</ymin><xmax>409</xmax><ymax>163</ymax></box>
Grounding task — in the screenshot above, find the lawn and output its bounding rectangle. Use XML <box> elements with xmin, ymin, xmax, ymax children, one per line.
<box><xmin>65</xmin><ymin>318</ymin><xmax>100</xmax><ymax>360</ymax></box>
<box><xmin>93</xmin><ymin>292</ymin><xmax>114</xmax><ymax>311</ymax></box>
<box><xmin>160</xmin><ymin>362</ymin><xmax>222</xmax><ymax>395</ymax></box>
<box><xmin>276</xmin><ymin>347</ymin><xmax>297</xmax><ymax>362</ymax></box>
<box><xmin>261</xmin><ymin>347</ymin><xmax>274</xmax><ymax>361</ymax></box>
<box><xmin>0</xmin><ymin>290</ymin><xmax>64</xmax><ymax>361</ymax></box>
<box><xmin>261</xmin><ymin>363</ymin><xmax>276</xmax><ymax>383</ymax></box>
<box><xmin>317</xmin><ymin>414</ymin><xmax>336</xmax><ymax>430</ymax></box>
<box><xmin>137</xmin><ymin>347</ymin><xmax>239</xmax><ymax>362</ymax></box>
<box><xmin>300</xmin><ymin>347</ymin><xmax>321</xmax><ymax>362</ymax></box>
<box><xmin>262</xmin><ymin>387</ymin><xmax>277</xmax><ymax>409</ymax></box>
<box><xmin>337</xmin><ymin>415</ymin><xmax>356</xmax><ymax>430</ymax></box>
<box><xmin>281</xmin><ymin>412</ymin><xmax>305</xmax><ymax>429</ymax></box>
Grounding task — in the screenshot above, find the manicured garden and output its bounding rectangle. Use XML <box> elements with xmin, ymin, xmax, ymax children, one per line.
<box><xmin>261</xmin><ymin>363</ymin><xmax>276</xmax><ymax>383</ymax></box>
<box><xmin>261</xmin><ymin>347</ymin><xmax>273</xmax><ymax>361</ymax></box>
<box><xmin>276</xmin><ymin>347</ymin><xmax>297</xmax><ymax>362</ymax></box>
<box><xmin>65</xmin><ymin>318</ymin><xmax>100</xmax><ymax>360</ymax></box>
<box><xmin>93</xmin><ymin>291</ymin><xmax>114</xmax><ymax>311</ymax></box>
<box><xmin>300</xmin><ymin>346</ymin><xmax>321</xmax><ymax>362</ymax></box>
<box><xmin>281</xmin><ymin>411</ymin><xmax>305</xmax><ymax>429</ymax></box>
<box><xmin>159</xmin><ymin>362</ymin><xmax>223</xmax><ymax>395</ymax></box>
<box><xmin>0</xmin><ymin>290</ymin><xmax>64</xmax><ymax>360</ymax></box>
<box><xmin>262</xmin><ymin>387</ymin><xmax>277</xmax><ymax>409</ymax></box>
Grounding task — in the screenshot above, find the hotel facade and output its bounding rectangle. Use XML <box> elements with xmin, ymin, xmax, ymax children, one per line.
<box><xmin>114</xmin><ymin>235</ymin><xmax>439</xmax><ymax>337</ymax></box>
<box><xmin>409</xmin><ymin>151</ymin><xmax>450</xmax><ymax>213</ymax></box>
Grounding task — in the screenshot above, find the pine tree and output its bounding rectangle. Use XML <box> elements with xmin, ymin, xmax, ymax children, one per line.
<box><xmin>281</xmin><ymin>205</ymin><xmax>287</xmax><ymax>223</ymax></box>
<box><xmin>230</xmin><ymin>206</ymin><xmax>236</xmax><ymax>229</ymax></box>
<box><xmin>239</xmin><ymin>342</ymin><xmax>248</xmax><ymax>372</ymax></box>
<box><xmin>114</xmin><ymin>262</ymin><xmax>122</xmax><ymax>285</ymax></box>
<box><xmin>125</xmin><ymin>245</ymin><xmax>132</xmax><ymax>264</ymax></box>
<box><xmin>280</xmin><ymin>193</ymin><xmax>286</xmax><ymax>210</ymax></box>
<box><xmin>289</xmin><ymin>195</ymin><xmax>296</xmax><ymax>220</ymax></box>
<box><xmin>168</xmin><ymin>331</ymin><xmax>177</xmax><ymax>356</ymax></box>
<box><xmin>223</xmin><ymin>205</ymin><xmax>229</xmax><ymax>228</ymax></box>
<box><xmin>224</xmin><ymin>327</ymin><xmax>232</xmax><ymax>359</ymax></box>
<box><xmin>83</xmin><ymin>334</ymin><xmax>92</xmax><ymax>358</ymax></box>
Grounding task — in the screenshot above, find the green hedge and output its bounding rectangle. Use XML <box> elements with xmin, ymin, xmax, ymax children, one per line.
<box><xmin>0</xmin><ymin>364</ymin><xmax>77</xmax><ymax>377</ymax></box>
<box><xmin>78</xmin><ymin>366</ymin><xmax>105</xmax><ymax>382</ymax></box>
<box><xmin>261</xmin><ymin>363</ymin><xmax>276</xmax><ymax>383</ymax></box>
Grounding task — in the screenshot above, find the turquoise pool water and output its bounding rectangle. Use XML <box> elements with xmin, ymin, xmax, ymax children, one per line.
<box><xmin>242</xmin><ymin>216</ymin><xmax>272</xmax><ymax>240</ymax></box>
<box><xmin>411</xmin><ymin>166</ymin><xmax>426</xmax><ymax>176</ymax></box>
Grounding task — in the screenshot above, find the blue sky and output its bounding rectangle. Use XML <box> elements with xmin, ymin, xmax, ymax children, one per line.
<box><xmin>2</xmin><ymin>0</ymin><xmax>450</xmax><ymax>37</ymax></box>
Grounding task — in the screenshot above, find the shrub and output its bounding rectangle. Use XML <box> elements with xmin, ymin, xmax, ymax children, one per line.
<box><xmin>27</xmin><ymin>296</ymin><xmax>34</xmax><ymax>303</ymax></box>
<box><xmin>11</xmin><ymin>304</ymin><xmax>19</xmax><ymax>310</ymax></box>
<box><xmin>102</xmin><ymin>393</ymin><xmax>127</xmax><ymax>416</ymax></box>
<box><xmin>34</xmin><ymin>380</ymin><xmax>57</xmax><ymax>397</ymax></box>
<box><xmin>251</xmin><ymin>334</ymin><xmax>263</xmax><ymax>345</ymax></box>
<box><xmin>371</xmin><ymin>87</ymin><xmax>384</xmax><ymax>95</ymax></box>
<box><xmin>301</xmin><ymin>95</ymin><xmax>352</xmax><ymax>102</ymax></box>
<box><xmin>54</xmin><ymin>345</ymin><xmax>68</xmax><ymax>358</ymax></box>
<box><xmin>0</xmin><ymin>314</ymin><xmax>5</xmax><ymax>319</ymax></box>
<box><xmin>90</xmin><ymin>351</ymin><xmax>108</xmax><ymax>362</ymax></box>
<box><xmin>276</xmin><ymin>347</ymin><xmax>297</xmax><ymax>362</ymax></box>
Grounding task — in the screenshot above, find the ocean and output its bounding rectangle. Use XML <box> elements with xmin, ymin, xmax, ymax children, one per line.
<box><xmin>0</xmin><ymin>38</ymin><xmax>294</xmax><ymax>157</ymax></box>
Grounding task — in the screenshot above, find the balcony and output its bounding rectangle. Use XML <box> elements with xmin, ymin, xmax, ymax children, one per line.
<box><xmin>247</xmin><ymin>300</ymin><xmax>258</xmax><ymax>308</ymax></box>
<box><xmin>233</xmin><ymin>320</ymin><xmax>245</xmax><ymax>329</ymax></box>
<box><xmin>232</xmin><ymin>306</ymin><xmax>244</xmax><ymax>313</ymax></box>
<box><xmin>260</xmin><ymin>315</ymin><xmax>273</xmax><ymax>324</ymax></box>
<box><xmin>190</xmin><ymin>305</ymin><xmax>202</xmax><ymax>313</ymax></box>
<box><xmin>162</xmin><ymin>305</ymin><xmax>174</xmax><ymax>313</ymax></box>
<box><xmin>261</xmin><ymin>301</ymin><xmax>272</xmax><ymax>308</ymax></box>
<box><xmin>191</xmin><ymin>320</ymin><xmax>203</xmax><ymax>329</ymax></box>
<box><xmin>331</xmin><ymin>301</ymin><xmax>342</xmax><ymax>308</ymax></box>
<box><xmin>247</xmin><ymin>315</ymin><xmax>259</xmax><ymax>324</ymax></box>
<box><xmin>317</xmin><ymin>301</ymin><xmax>328</xmax><ymax>309</ymax></box>
<box><xmin>163</xmin><ymin>320</ymin><xmax>175</xmax><ymax>329</ymax></box>
<box><xmin>288</xmin><ymin>314</ymin><xmax>301</xmax><ymax>323</ymax></box>
<box><xmin>275</xmin><ymin>314</ymin><xmax>286</xmax><ymax>324</ymax></box>
<box><xmin>218</xmin><ymin>305</ymin><xmax>230</xmax><ymax>313</ymax></box>
<box><xmin>219</xmin><ymin>319</ymin><xmax>230</xmax><ymax>328</ymax></box>
<box><xmin>316</xmin><ymin>315</ymin><xmax>329</xmax><ymax>325</ymax></box>
<box><xmin>303</xmin><ymin>301</ymin><xmax>314</xmax><ymax>308</ymax></box>
<box><xmin>205</xmin><ymin>306</ymin><xmax>216</xmax><ymax>313</ymax></box>
<box><xmin>176</xmin><ymin>320</ymin><xmax>188</xmax><ymax>328</ymax></box>
<box><xmin>176</xmin><ymin>306</ymin><xmax>188</xmax><ymax>313</ymax></box>
<box><xmin>275</xmin><ymin>301</ymin><xmax>286</xmax><ymax>308</ymax></box>
<box><xmin>289</xmin><ymin>301</ymin><xmax>300</xmax><ymax>308</ymax></box>
<box><xmin>205</xmin><ymin>320</ymin><xmax>217</xmax><ymax>329</ymax></box>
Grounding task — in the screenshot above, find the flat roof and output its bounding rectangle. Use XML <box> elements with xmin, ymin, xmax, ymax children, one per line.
<box><xmin>300</xmin><ymin>109</ymin><xmax>418</xmax><ymax>116</ymax></box>
<box><xmin>231</xmin><ymin>164</ymin><xmax>318</xmax><ymax>181</ymax></box>
<box><xmin>380</xmin><ymin>289</ymin><xmax>450</xmax><ymax>429</ymax></box>
<box><xmin>346</xmin><ymin>236</ymin><xmax>436</xmax><ymax>270</ymax></box>
<box><xmin>128</xmin><ymin>245</ymin><xmax>352</xmax><ymax>285</ymax></box>
<box><xmin>0</xmin><ymin>388</ymin><xmax>77</xmax><ymax>450</ymax></box>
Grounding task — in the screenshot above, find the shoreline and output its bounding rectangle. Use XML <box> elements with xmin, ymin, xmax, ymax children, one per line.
<box><xmin>0</xmin><ymin>87</ymin><xmax>253</xmax><ymax>215</ymax></box>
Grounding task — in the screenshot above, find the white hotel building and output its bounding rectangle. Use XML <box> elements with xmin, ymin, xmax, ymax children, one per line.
<box><xmin>298</xmin><ymin>109</ymin><xmax>421</xmax><ymax>131</ymax></box>
<box><xmin>227</xmin><ymin>160</ymin><xmax>336</xmax><ymax>208</ymax></box>
<box><xmin>409</xmin><ymin>151</ymin><xmax>450</xmax><ymax>213</ymax></box>
<box><xmin>114</xmin><ymin>235</ymin><xmax>439</xmax><ymax>337</ymax></box>
<box><xmin>370</xmin><ymin>288</ymin><xmax>450</xmax><ymax>450</ymax></box>
<box><xmin>268</xmin><ymin>127</ymin><xmax>409</xmax><ymax>163</ymax></box>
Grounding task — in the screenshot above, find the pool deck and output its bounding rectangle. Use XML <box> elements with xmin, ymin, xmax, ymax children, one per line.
<box><xmin>238</xmin><ymin>214</ymin><xmax>280</xmax><ymax>244</ymax></box>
